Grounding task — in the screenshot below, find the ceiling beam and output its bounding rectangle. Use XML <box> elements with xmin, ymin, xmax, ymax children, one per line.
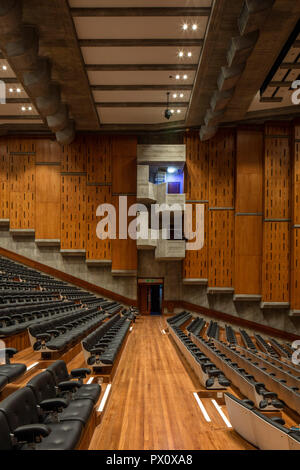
<box><xmin>86</xmin><ymin>64</ymin><xmax>198</xmax><ymax>71</ymax></box>
<box><xmin>70</xmin><ymin>7</ymin><xmax>211</xmax><ymax>17</ymax></box>
<box><xmin>269</xmin><ymin>81</ymin><xmax>293</xmax><ymax>87</ymax></box>
<box><xmin>91</xmin><ymin>84</ymin><xmax>193</xmax><ymax>91</ymax></box>
<box><xmin>4</xmin><ymin>98</ymin><xmax>31</xmax><ymax>103</ymax></box>
<box><xmin>0</xmin><ymin>78</ymin><xmax>19</xmax><ymax>83</ymax></box>
<box><xmin>0</xmin><ymin>115</ymin><xmax>41</xmax><ymax>120</ymax></box>
<box><xmin>260</xmin><ymin>96</ymin><xmax>283</xmax><ymax>102</ymax></box>
<box><xmin>79</xmin><ymin>39</ymin><xmax>204</xmax><ymax>47</ymax></box>
<box><xmin>95</xmin><ymin>102</ymin><xmax>189</xmax><ymax>108</ymax></box>
<box><xmin>280</xmin><ymin>62</ymin><xmax>300</xmax><ymax>69</ymax></box>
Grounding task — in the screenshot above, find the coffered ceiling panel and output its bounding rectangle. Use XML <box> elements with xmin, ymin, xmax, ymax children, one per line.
<box><xmin>98</xmin><ymin>106</ymin><xmax>187</xmax><ymax>124</ymax></box>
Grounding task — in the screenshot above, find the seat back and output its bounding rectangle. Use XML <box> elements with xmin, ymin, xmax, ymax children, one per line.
<box><xmin>0</xmin><ymin>411</ymin><xmax>13</xmax><ymax>450</ymax></box>
<box><xmin>46</xmin><ymin>360</ymin><xmax>69</xmax><ymax>384</ymax></box>
<box><xmin>26</xmin><ymin>371</ymin><xmax>57</xmax><ymax>403</ymax></box>
<box><xmin>0</xmin><ymin>387</ymin><xmax>39</xmax><ymax>431</ymax></box>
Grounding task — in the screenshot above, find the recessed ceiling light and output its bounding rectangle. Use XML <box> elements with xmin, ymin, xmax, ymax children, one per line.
<box><xmin>177</xmin><ymin>109</ymin><xmax>181</xmax><ymax>114</ymax></box>
<box><xmin>167</xmin><ymin>167</ymin><xmax>177</xmax><ymax>174</ymax></box>
<box><xmin>192</xmin><ymin>24</ymin><xmax>198</xmax><ymax>31</ymax></box>
<box><xmin>28</xmin><ymin>106</ymin><xmax>32</xmax><ymax>111</ymax></box>
<box><xmin>9</xmin><ymin>88</ymin><xmax>13</xmax><ymax>93</ymax></box>
<box><xmin>180</xmin><ymin>93</ymin><xmax>184</xmax><ymax>98</ymax></box>
<box><xmin>178</xmin><ymin>51</ymin><xmax>184</xmax><ymax>58</ymax></box>
<box><xmin>182</xmin><ymin>23</ymin><xmax>188</xmax><ymax>31</ymax></box>
<box><xmin>16</xmin><ymin>88</ymin><xmax>21</xmax><ymax>93</ymax></box>
<box><xmin>173</xmin><ymin>93</ymin><xmax>177</xmax><ymax>98</ymax></box>
<box><xmin>2</xmin><ymin>65</ymin><xmax>7</xmax><ymax>71</ymax></box>
<box><xmin>175</xmin><ymin>75</ymin><xmax>180</xmax><ymax>80</ymax></box>
<box><xmin>183</xmin><ymin>75</ymin><xmax>188</xmax><ymax>80</ymax></box>
<box><xmin>171</xmin><ymin>109</ymin><xmax>175</xmax><ymax>114</ymax></box>
<box><xmin>21</xmin><ymin>106</ymin><xmax>26</xmax><ymax>111</ymax></box>
<box><xmin>187</xmin><ymin>52</ymin><xmax>192</xmax><ymax>57</ymax></box>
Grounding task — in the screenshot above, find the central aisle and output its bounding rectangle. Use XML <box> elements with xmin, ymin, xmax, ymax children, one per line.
<box><xmin>89</xmin><ymin>316</ymin><xmax>253</xmax><ymax>450</ymax></box>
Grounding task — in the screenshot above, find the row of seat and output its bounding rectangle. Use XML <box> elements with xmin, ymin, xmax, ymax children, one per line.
<box><xmin>191</xmin><ymin>334</ymin><xmax>284</xmax><ymax>411</ymax></box>
<box><xmin>206</xmin><ymin>321</ymin><xmax>219</xmax><ymax>340</ymax></box>
<box><xmin>0</xmin><ymin>360</ymin><xmax>101</xmax><ymax>450</ymax></box>
<box><xmin>225</xmin><ymin>325</ymin><xmax>237</xmax><ymax>345</ymax></box>
<box><xmin>186</xmin><ymin>317</ymin><xmax>206</xmax><ymax>337</ymax></box>
<box><xmin>28</xmin><ymin>307</ymin><xmax>109</xmax><ymax>353</ymax></box>
<box><xmin>0</xmin><ymin>300</ymin><xmax>78</xmax><ymax>336</ymax></box>
<box><xmin>269</xmin><ymin>338</ymin><xmax>292</xmax><ymax>359</ymax></box>
<box><xmin>216</xmin><ymin>339</ymin><xmax>300</xmax><ymax>412</ymax></box>
<box><xmin>169</xmin><ymin>321</ymin><xmax>230</xmax><ymax>389</ymax></box>
<box><xmin>167</xmin><ymin>311</ymin><xmax>192</xmax><ymax>328</ymax></box>
<box><xmin>240</xmin><ymin>329</ymin><xmax>258</xmax><ymax>352</ymax></box>
<box><xmin>254</xmin><ymin>333</ymin><xmax>279</xmax><ymax>357</ymax></box>
<box><xmin>225</xmin><ymin>392</ymin><xmax>300</xmax><ymax>450</ymax></box>
<box><xmin>82</xmin><ymin>313</ymin><xmax>131</xmax><ymax>367</ymax></box>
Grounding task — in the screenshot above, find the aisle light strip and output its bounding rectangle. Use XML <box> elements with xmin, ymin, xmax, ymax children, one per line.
<box><xmin>193</xmin><ymin>393</ymin><xmax>211</xmax><ymax>422</ymax></box>
<box><xmin>98</xmin><ymin>384</ymin><xmax>112</xmax><ymax>412</ymax></box>
<box><xmin>161</xmin><ymin>329</ymin><xmax>166</xmax><ymax>335</ymax></box>
<box><xmin>87</xmin><ymin>376</ymin><xmax>94</xmax><ymax>384</ymax></box>
<box><xmin>130</xmin><ymin>326</ymin><xmax>133</xmax><ymax>331</ymax></box>
<box><xmin>211</xmin><ymin>399</ymin><xmax>232</xmax><ymax>428</ymax></box>
<box><xmin>26</xmin><ymin>362</ymin><xmax>39</xmax><ymax>371</ymax></box>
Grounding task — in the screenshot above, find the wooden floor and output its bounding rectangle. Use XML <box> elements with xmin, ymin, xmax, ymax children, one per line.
<box><xmin>89</xmin><ymin>316</ymin><xmax>254</xmax><ymax>450</ymax></box>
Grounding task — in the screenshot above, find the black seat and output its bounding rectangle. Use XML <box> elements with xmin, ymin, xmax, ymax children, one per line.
<box><xmin>0</xmin><ymin>348</ymin><xmax>26</xmax><ymax>382</ymax></box>
<box><xmin>0</xmin><ymin>375</ymin><xmax>8</xmax><ymax>392</ymax></box>
<box><xmin>46</xmin><ymin>360</ymin><xmax>101</xmax><ymax>404</ymax></box>
<box><xmin>0</xmin><ymin>388</ymin><xmax>83</xmax><ymax>450</ymax></box>
<box><xmin>27</xmin><ymin>371</ymin><xmax>94</xmax><ymax>425</ymax></box>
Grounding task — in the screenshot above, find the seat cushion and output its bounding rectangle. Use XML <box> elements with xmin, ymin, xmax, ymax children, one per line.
<box><xmin>74</xmin><ymin>383</ymin><xmax>101</xmax><ymax>404</ymax></box>
<box><xmin>47</xmin><ymin>399</ymin><xmax>94</xmax><ymax>425</ymax></box>
<box><xmin>0</xmin><ymin>363</ymin><xmax>27</xmax><ymax>382</ymax></box>
<box><xmin>23</xmin><ymin>421</ymin><xmax>83</xmax><ymax>450</ymax></box>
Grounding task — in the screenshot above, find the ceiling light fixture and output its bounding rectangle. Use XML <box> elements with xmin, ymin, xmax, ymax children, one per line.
<box><xmin>182</xmin><ymin>23</ymin><xmax>188</xmax><ymax>31</ymax></box>
<box><xmin>177</xmin><ymin>109</ymin><xmax>181</xmax><ymax>114</ymax></box>
<box><xmin>16</xmin><ymin>88</ymin><xmax>21</xmax><ymax>93</ymax></box>
<box><xmin>173</xmin><ymin>93</ymin><xmax>177</xmax><ymax>98</ymax></box>
<box><xmin>180</xmin><ymin>93</ymin><xmax>184</xmax><ymax>98</ymax></box>
<box><xmin>178</xmin><ymin>51</ymin><xmax>184</xmax><ymax>58</ymax></box>
<box><xmin>2</xmin><ymin>65</ymin><xmax>7</xmax><ymax>71</ymax></box>
<box><xmin>183</xmin><ymin>75</ymin><xmax>188</xmax><ymax>80</ymax></box>
<box><xmin>9</xmin><ymin>88</ymin><xmax>13</xmax><ymax>93</ymax></box>
<box><xmin>187</xmin><ymin>52</ymin><xmax>192</xmax><ymax>57</ymax></box>
<box><xmin>192</xmin><ymin>24</ymin><xmax>198</xmax><ymax>31</ymax></box>
<box><xmin>21</xmin><ymin>106</ymin><xmax>26</xmax><ymax>111</ymax></box>
<box><xmin>175</xmin><ymin>75</ymin><xmax>180</xmax><ymax>80</ymax></box>
<box><xmin>167</xmin><ymin>167</ymin><xmax>177</xmax><ymax>174</ymax></box>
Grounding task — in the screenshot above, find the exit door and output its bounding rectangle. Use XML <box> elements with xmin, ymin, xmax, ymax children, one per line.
<box><xmin>138</xmin><ymin>281</ymin><xmax>163</xmax><ymax>315</ymax></box>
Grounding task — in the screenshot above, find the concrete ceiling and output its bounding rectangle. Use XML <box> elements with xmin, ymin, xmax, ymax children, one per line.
<box><xmin>0</xmin><ymin>0</ymin><xmax>299</xmax><ymax>135</ymax></box>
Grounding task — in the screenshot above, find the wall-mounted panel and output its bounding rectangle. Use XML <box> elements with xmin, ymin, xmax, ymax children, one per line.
<box><xmin>112</xmin><ymin>136</ymin><xmax>137</xmax><ymax>194</ymax></box>
<box><xmin>185</xmin><ymin>132</ymin><xmax>209</xmax><ymax>202</ymax></box>
<box><xmin>35</xmin><ymin>139</ymin><xmax>61</xmax><ymax>163</ymax></box>
<box><xmin>208</xmin><ymin>210</ymin><xmax>234</xmax><ymax>288</ymax></box>
<box><xmin>35</xmin><ymin>165</ymin><xmax>60</xmax><ymax>240</ymax></box>
<box><xmin>87</xmin><ymin>136</ymin><xmax>112</xmax><ymax>184</ymax></box>
<box><xmin>112</xmin><ymin>194</ymin><xmax>137</xmax><ymax>273</ymax></box>
<box><xmin>61</xmin><ymin>136</ymin><xmax>87</xmax><ymax>173</ymax></box>
<box><xmin>61</xmin><ymin>174</ymin><xmax>86</xmax><ymax>250</ymax></box>
<box><xmin>9</xmin><ymin>154</ymin><xmax>35</xmax><ymax>230</ymax></box>
<box><xmin>183</xmin><ymin>203</ymin><xmax>208</xmax><ymax>281</ymax></box>
<box><xmin>0</xmin><ymin>142</ymin><xmax>9</xmax><ymax>220</ymax></box>
<box><xmin>87</xmin><ymin>185</ymin><xmax>112</xmax><ymax>261</ymax></box>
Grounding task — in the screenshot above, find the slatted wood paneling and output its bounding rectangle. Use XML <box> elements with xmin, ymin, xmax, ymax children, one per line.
<box><xmin>235</xmin><ymin>129</ymin><xmax>263</xmax><ymax>296</ymax></box>
<box><xmin>0</xmin><ymin>141</ymin><xmax>9</xmax><ymax>220</ymax></box>
<box><xmin>183</xmin><ymin>203</ymin><xmax>208</xmax><ymax>281</ymax></box>
<box><xmin>87</xmin><ymin>136</ymin><xmax>112</xmax><ymax>184</ymax></box>
<box><xmin>112</xmin><ymin>136</ymin><xmax>137</xmax><ymax>194</ymax></box>
<box><xmin>61</xmin><ymin>136</ymin><xmax>87</xmax><ymax>173</ymax></box>
<box><xmin>262</xmin><ymin>124</ymin><xmax>291</xmax><ymax>304</ymax></box>
<box><xmin>291</xmin><ymin>122</ymin><xmax>300</xmax><ymax>310</ymax></box>
<box><xmin>112</xmin><ymin>195</ymin><xmax>137</xmax><ymax>273</ymax></box>
<box><xmin>208</xmin><ymin>130</ymin><xmax>235</xmax><ymax>289</ymax></box>
<box><xmin>9</xmin><ymin>153</ymin><xmax>35</xmax><ymax>230</ymax></box>
<box><xmin>61</xmin><ymin>175</ymin><xmax>86</xmax><ymax>250</ymax></box>
<box><xmin>87</xmin><ymin>185</ymin><xmax>112</xmax><ymax>261</ymax></box>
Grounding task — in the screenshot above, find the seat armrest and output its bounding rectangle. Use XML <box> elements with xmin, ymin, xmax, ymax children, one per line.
<box><xmin>39</xmin><ymin>398</ymin><xmax>68</xmax><ymax>411</ymax></box>
<box><xmin>47</xmin><ymin>329</ymin><xmax>60</xmax><ymax>337</ymax></box>
<box><xmin>58</xmin><ymin>380</ymin><xmax>81</xmax><ymax>391</ymax></box>
<box><xmin>35</xmin><ymin>333</ymin><xmax>51</xmax><ymax>342</ymax></box>
<box><xmin>70</xmin><ymin>367</ymin><xmax>91</xmax><ymax>379</ymax></box>
<box><xmin>14</xmin><ymin>424</ymin><xmax>51</xmax><ymax>441</ymax></box>
<box><xmin>91</xmin><ymin>347</ymin><xmax>105</xmax><ymax>355</ymax></box>
<box><xmin>0</xmin><ymin>347</ymin><xmax>18</xmax><ymax>358</ymax></box>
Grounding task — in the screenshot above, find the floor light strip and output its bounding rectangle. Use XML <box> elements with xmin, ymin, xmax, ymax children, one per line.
<box><xmin>26</xmin><ymin>362</ymin><xmax>39</xmax><ymax>372</ymax></box>
<box><xmin>193</xmin><ymin>393</ymin><xmax>211</xmax><ymax>422</ymax></box>
<box><xmin>211</xmin><ymin>399</ymin><xmax>232</xmax><ymax>428</ymax></box>
<box><xmin>130</xmin><ymin>326</ymin><xmax>133</xmax><ymax>332</ymax></box>
<box><xmin>87</xmin><ymin>376</ymin><xmax>94</xmax><ymax>384</ymax></box>
<box><xmin>98</xmin><ymin>384</ymin><xmax>112</xmax><ymax>412</ymax></box>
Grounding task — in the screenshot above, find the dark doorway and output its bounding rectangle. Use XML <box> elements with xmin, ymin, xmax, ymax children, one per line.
<box><xmin>138</xmin><ymin>279</ymin><xmax>163</xmax><ymax>316</ymax></box>
<box><xmin>168</xmin><ymin>182</ymin><xmax>181</xmax><ymax>194</ymax></box>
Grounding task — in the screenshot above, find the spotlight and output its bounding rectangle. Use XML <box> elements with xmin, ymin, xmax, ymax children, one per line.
<box><xmin>167</xmin><ymin>167</ymin><xmax>177</xmax><ymax>174</ymax></box>
<box><xmin>187</xmin><ymin>52</ymin><xmax>192</xmax><ymax>57</ymax></box>
<box><xmin>173</xmin><ymin>93</ymin><xmax>177</xmax><ymax>98</ymax></box>
<box><xmin>165</xmin><ymin>109</ymin><xmax>172</xmax><ymax>120</ymax></box>
<box><xmin>192</xmin><ymin>24</ymin><xmax>198</xmax><ymax>30</ymax></box>
<box><xmin>178</xmin><ymin>51</ymin><xmax>184</xmax><ymax>57</ymax></box>
<box><xmin>182</xmin><ymin>23</ymin><xmax>188</xmax><ymax>31</ymax></box>
<box><xmin>28</xmin><ymin>106</ymin><xmax>32</xmax><ymax>111</ymax></box>
<box><xmin>175</xmin><ymin>74</ymin><xmax>180</xmax><ymax>80</ymax></box>
<box><xmin>21</xmin><ymin>106</ymin><xmax>26</xmax><ymax>111</ymax></box>
<box><xmin>16</xmin><ymin>88</ymin><xmax>21</xmax><ymax>93</ymax></box>
<box><xmin>171</xmin><ymin>109</ymin><xmax>175</xmax><ymax>114</ymax></box>
<box><xmin>183</xmin><ymin>74</ymin><xmax>188</xmax><ymax>80</ymax></box>
<box><xmin>180</xmin><ymin>93</ymin><xmax>184</xmax><ymax>98</ymax></box>
<box><xmin>9</xmin><ymin>88</ymin><xmax>13</xmax><ymax>93</ymax></box>
<box><xmin>177</xmin><ymin>109</ymin><xmax>181</xmax><ymax>114</ymax></box>
<box><xmin>2</xmin><ymin>65</ymin><xmax>7</xmax><ymax>71</ymax></box>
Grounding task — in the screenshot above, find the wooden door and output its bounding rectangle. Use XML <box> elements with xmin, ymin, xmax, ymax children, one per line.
<box><xmin>138</xmin><ymin>285</ymin><xmax>151</xmax><ymax>315</ymax></box>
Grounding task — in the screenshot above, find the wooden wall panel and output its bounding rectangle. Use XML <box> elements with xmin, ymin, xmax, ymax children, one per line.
<box><xmin>35</xmin><ymin>165</ymin><xmax>60</xmax><ymax>240</ymax></box>
<box><xmin>61</xmin><ymin>175</ymin><xmax>86</xmax><ymax>250</ymax></box>
<box><xmin>235</xmin><ymin>129</ymin><xmax>263</xmax><ymax>296</ymax></box>
<box><xmin>87</xmin><ymin>136</ymin><xmax>112</xmax><ymax>184</ymax></box>
<box><xmin>185</xmin><ymin>132</ymin><xmax>209</xmax><ymax>201</ymax></box>
<box><xmin>208</xmin><ymin>210</ymin><xmax>234</xmax><ymax>288</ymax></box>
<box><xmin>262</xmin><ymin>124</ymin><xmax>291</xmax><ymax>304</ymax></box>
<box><xmin>262</xmin><ymin>221</ymin><xmax>290</xmax><ymax>303</ymax></box>
<box><xmin>183</xmin><ymin>203</ymin><xmax>208</xmax><ymax>281</ymax></box>
<box><xmin>61</xmin><ymin>136</ymin><xmax>87</xmax><ymax>173</ymax></box>
<box><xmin>209</xmin><ymin>130</ymin><xmax>235</xmax><ymax>208</ymax></box>
<box><xmin>9</xmin><ymin>154</ymin><xmax>35</xmax><ymax>230</ymax></box>
<box><xmin>111</xmin><ymin>195</ymin><xmax>137</xmax><ymax>273</ymax></box>
<box><xmin>291</xmin><ymin>122</ymin><xmax>300</xmax><ymax>310</ymax></box>
<box><xmin>87</xmin><ymin>185</ymin><xmax>112</xmax><ymax>261</ymax></box>
<box><xmin>0</xmin><ymin>144</ymin><xmax>9</xmax><ymax>220</ymax></box>
<box><xmin>112</xmin><ymin>136</ymin><xmax>137</xmax><ymax>194</ymax></box>
<box><xmin>35</xmin><ymin>139</ymin><xmax>61</xmax><ymax>163</ymax></box>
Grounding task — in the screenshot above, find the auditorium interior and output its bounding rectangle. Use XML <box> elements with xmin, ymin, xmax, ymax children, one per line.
<box><xmin>0</xmin><ymin>0</ymin><xmax>300</xmax><ymax>453</ymax></box>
